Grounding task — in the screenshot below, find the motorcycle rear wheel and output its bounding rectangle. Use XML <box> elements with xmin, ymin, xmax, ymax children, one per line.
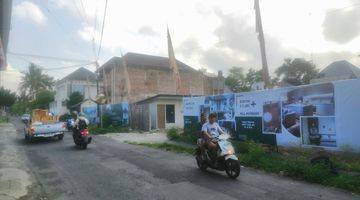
<box><xmin>196</xmin><ymin>155</ymin><xmax>207</xmax><ymax>171</ymax></box>
<box><xmin>225</xmin><ymin>159</ymin><xmax>240</xmax><ymax>179</ymax></box>
<box><xmin>81</xmin><ymin>144</ymin><xmax>88</xmax><ymax>149</ymax></box>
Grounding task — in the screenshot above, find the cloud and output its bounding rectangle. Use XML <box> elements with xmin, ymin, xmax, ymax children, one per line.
<box><xmin>138</xmin><ymin>26</ymin><xmax>159</xmax><ymax>36</ymax></box>
<box><xmin>177</xmin><ymin>10</ymin><xmax>288</xmax><ymax>73</ymax></box>
<box><xmin>322</xmin><ymin>4</ymin><xmax>360</xmax><ymax>44</ymax></box>
<box><xmin>177</xmin><ymin>10</ymin><xmax>360</xmax><ymax>75</ymax></box>
<box><xmin>13</xmin><ymin>1</ymin><xmax>47</xmax><ymax>25</ymax></box>
<box><xmin>1</xmin><ymin>65</ymin><xmax>23</xmax><ymax>93</ymax></box>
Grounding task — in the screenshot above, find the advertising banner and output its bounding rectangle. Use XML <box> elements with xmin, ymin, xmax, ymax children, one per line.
<box><xmin>235</xmin><ymin>92</ymin><xmax>263</xmax><ymax>117</ymax></box>
<box><xmin>101</xmin><ymin>102</ymin><xmax>129</xmax><ymax>127</ymax></box>
<box><xmin>183</xmin><ymin>96</ymin><xmax>204</xmax><ymax>116</ymax></box>
<box><xmin>280</xmin><ymin>83</ymin><xmax>336</xmax><ymax>147</ymax></box>
<box><xmin>202</xmin><ymin>94</ymin><xmax>236</xmax><ymax>137</ymax></box>
<box><xmin>236</xmin><ymin>116</ymin><xmax>276</xmax><ymax>145</ymax></box>
<box><xmin>182</xmin><ymin>79</ymin><xmax>360</xmax><ymax>152</ymax></box>
<box><xmin>82</xmin><ymin>106</ymin><xmax>97</xmax><ymax>124</ymax></box>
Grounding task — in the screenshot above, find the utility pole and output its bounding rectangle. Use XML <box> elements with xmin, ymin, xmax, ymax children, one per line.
<box><xmin>254</xmin><ymin>0</ymin><xmax>271</xmax><ymax>89</ymax></box>
<box><xmin>95</xmin><ymin>61</ymin><xmax>101</xmax><ymax>127</ymax></box>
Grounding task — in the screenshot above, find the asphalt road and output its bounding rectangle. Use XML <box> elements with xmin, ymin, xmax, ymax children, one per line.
<box><xmin>4</xmin><ymin>119</ymin><xmax>359</xmax><ymax>200</ymax></box>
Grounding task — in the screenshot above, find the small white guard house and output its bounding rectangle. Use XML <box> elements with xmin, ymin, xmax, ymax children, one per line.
<box><xmin>134</xmin><ymin>94</ymin><xmax>185</xmax><ymax>130</ymax></box>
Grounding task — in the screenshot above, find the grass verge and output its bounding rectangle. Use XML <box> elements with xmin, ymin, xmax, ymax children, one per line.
<box><xmin>125</xmin><ymin>141</ymin><xmax>194</xmax><ymax>155</ymax></box>
<box><xmin>89</xmin><ymin>125</ymin><xmax>129</xmax><ymax>135</ymax></box>
<box><xmin>166</xmin><ymin>127</ymin><xmax>197</xmax><ymax>144</ymax></box>
<box><xmin>0</xmin><ymin>116</ymin><xmax>9</xmax><ymax>123</ymax></box>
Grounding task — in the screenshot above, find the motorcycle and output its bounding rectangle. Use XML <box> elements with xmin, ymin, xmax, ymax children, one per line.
<box><xmin>66</xmin><ymin>118</ymin><xmax>75</xmax><ymax>131</ymax></box>
<box><xmin>195</xmin><ymin>134</ymin><xmax>240</xmax><ymax>178</ymax></box>
<box><xmin>72</xmin><ymin>119</ymin><xmax>92</xmax><ymax>149</ymax></box>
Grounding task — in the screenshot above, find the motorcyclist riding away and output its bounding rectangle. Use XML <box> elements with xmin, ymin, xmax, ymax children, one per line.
<box><xmin>75</xmin><ymin>112</ymin><xmax>89</xmax><ymax>130</ymax></box>
<box><xmin>201</xmin><ymin>113</ymin><xmax>226</xmax><ymax>155</ymax></box>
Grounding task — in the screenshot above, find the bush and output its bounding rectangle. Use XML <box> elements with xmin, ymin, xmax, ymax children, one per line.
<box><xmin>166</xmin><ymin>127</ymin><xmax>198</xmax><ymax>144</ymax></box>
<box><xmin>327</xmin><ymin>174</ymin><xmax>360</xmax><ymax>192</ymax></box>
<box><xmin>0</xmin><ymin>116</ymin><xmax>9</xmax><ymax>123</ymax></box>
<box><xmin>304</xmin><ymin>163</ymin><xmax>332</xmax><ymax>183</ymax></box>
<box><xmin>101</xmin><ymin>115</ymin><xmax>111</xmax><ymax>128</ymax></box>
<box><xmin>283</xmin><ymin>159</ymin><xmax>307</xmax><ymax>178</ymax></box>
<box><xmin>166</xmin><ymin>127</ymin><xmax>180</xmax><ymax>140</ymax></box>
<box><xmin>231</xmin><ymin>140</ymin><xmax>250</xmax><ymax>154</ymax></box>
<box><xmin>59</xmin><ymin>113</ymin><xmax>71</xmax><ymax>122</ymax></box>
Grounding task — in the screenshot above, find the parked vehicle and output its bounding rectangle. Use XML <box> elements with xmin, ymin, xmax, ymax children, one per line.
<box><xmin>21</xmin><ymin>114</ymin><xmax>31</xmax><ymax>124</ymax></box>
<box><xmin>24</xmin><ymin>109</ymin><xmax>66</xmax><ymax>142</ymax></box>
<box><xmin>72</xmin><ymin>117</ymin><xmax>92</xmax><ymax>149</ymax></box>
<box><xmin>66</xmin><ymin>118</ymin><xmax>75</xmax><ymax>131</ymax></box>
<box><xmin>195</xmin><ymin>134</ymin><xmax>240</xmax><ymax>178</ymax></box>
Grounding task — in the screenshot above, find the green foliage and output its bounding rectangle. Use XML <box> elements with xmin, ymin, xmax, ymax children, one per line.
<box><xmin>10</xmin><ymin>93</ymin><xmax>31</xmax><ymax>115</ymax></box>
<box><xmin>236</xmin><ymin>141</ymin><xmax>360</xmax><ymax>193</ymax></box>
<box><xmin>89</xmin><ymin>125</ymin><xmax>129</xmax><ymax>135</ymax></box>
<box><xmin>101</xmin><ymin>114</ymin><xmax>111</xmax><ymax>128</ymax></box>
<box><xmin>20</xmin><ymin>63</ymin><xmax>54</xmax><ymax>99</ymax></box>
<box><xmin>33</xmin><ymin>90</ymin><xmax>55</xmax><ymax>109</ymax></box>
<box><xmin>0</xmin><ymin>116</ymin><xmax>9</xmax><ymax>123</ymax></box>
<box><xmin>245</xmin><ymin>68</ymin><xmax>263</xmax><ymax>87</ymax></box>
<box><xmin>275</xmin><ymin>58</ymin><xmax>319</xmax><ymax>86</ymax></box>
<box><xmin>167</xmin><ymin>127</ymin><xmax>198</xmax><ymax>144</ymax></box>
<box><xmin>66</xmin><ymin>92</ymin><xmax>84</xmax><ymax>111</ymax></box>
<box><xmin>225</xmin><ymin>67</ymin><xmax>249</xmax><ymax>92</ymax></box>
<box><xmin>59</xmin><ymin>113</ymin><xmax>71</xmax><ymax>122</ymax></box>
<box><xmin>304</xmin><ymin>163</ymin><xmax>333</xmax><ymax>183</ymax></box>
<box><xmin>167</xmin><ymin>127</ymin><xmax>180</xmax><ymax>140</ymax></box>
<box><xmin>127</xmin><ymin>142</ymin><xmax>194</xmax><ymax>155</ymax></box>
<box><xmin>326</xmin><ymin>174</ymin><xmax>360</xmax><ymax>192</ymax></box>
<box><xmin>225</xmin><ymin>67</ymin><xmax>275</xmax><ymax>92</ymax></box>
<box><xmin>0</xmin><ymin>87</ymin><xmax>16</xmax><ymax>107</ymax></box>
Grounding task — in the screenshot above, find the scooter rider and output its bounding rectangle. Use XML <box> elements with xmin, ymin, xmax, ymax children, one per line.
<box><xmin>75</xmin><ymin>112</ymin><xmax>89</xmax><ymax>130</ymax></box>
<box><xmin>201</xmin><ymin>113</ymin><xmax>226</xmax><ymax>157</ymax></box>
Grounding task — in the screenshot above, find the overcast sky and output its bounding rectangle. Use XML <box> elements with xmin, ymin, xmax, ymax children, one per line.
<box><xmin>2</xmin><ymin>0</ymin><xmax>360</xmax><ymax>91</ymax></box>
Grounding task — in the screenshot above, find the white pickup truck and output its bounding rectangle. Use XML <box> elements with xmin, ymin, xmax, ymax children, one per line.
<box><xmin>24</xmin><ymin>109</ymin><xmax>66</xmax><ymax>142</ymax></box>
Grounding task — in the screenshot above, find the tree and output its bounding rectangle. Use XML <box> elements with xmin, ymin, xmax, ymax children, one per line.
<box><xmin>275</xmin><ymin>58</ymin><xmax>319</xmax><ymax>86</ymax></box>
<box><xmin>225</xmin><ymin>67</ymin><xmax>248</xmax><ymax>92</ymax></box>
<box><xmin>0</xmin><ymin>87</ymin><xmax>16</xmax><ymax>107</ymax></box>
<box><xmin>245</xmin><ymin>69</ymin><xmax>263</xmax><ymax>88</ymax></box>
<box><xmin>33</xmin><ymin>90</ymin><xmax>55</xmax><ymax>109</ymax></box>
<box><xmin>11</xmin><ymin>93</ymin><xmax>32</xmax><ymax>115</ymax></box>
<box><xmin>20</xmin><ymin>63</ymin><xmax>54</xmax><ymax>99</ymax></box>
<box><xmin>66</xmin><ymin>92</ymin><xmax>84</xmax><ymax>111</ymax></box>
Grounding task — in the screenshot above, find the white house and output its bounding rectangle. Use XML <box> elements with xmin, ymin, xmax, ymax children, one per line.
<box><xmin>50</xmin><ymin>67</ymin><xmax>97</xmax><ymax>115</ymax></box>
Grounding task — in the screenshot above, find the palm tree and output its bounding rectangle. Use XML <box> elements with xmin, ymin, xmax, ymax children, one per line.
<box><xmin>20</xmin><ymin>63</ymin><xmax>54</xmax><ymax>100</ymax></box>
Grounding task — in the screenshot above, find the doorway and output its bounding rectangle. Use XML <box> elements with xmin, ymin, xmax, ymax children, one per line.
<box><xmin>157</xmin><ymin>104</ymin><xmax>165</xmax><ymax>129</ymax></box>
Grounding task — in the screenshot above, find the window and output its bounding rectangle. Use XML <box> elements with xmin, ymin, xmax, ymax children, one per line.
<box><xmin>166</xmin><ymin>104</ymin><xmax>175</xmax><ymax>123</ymax></box>
<box><xmin>71</xmin><ymin>85</ymin><xmax>85</xmax><ymax>95</ymax></box>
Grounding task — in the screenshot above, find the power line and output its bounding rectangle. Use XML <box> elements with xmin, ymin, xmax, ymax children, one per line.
<box><xmin>41</xmin><ymin>62</ymin><xmax>96</xmax><ymax>71</ymax></box>
<box><xmin>40</xmin><ymin>0</ymin><xmax>92</xmax><ymax>59</ymax></box>
<box><xmin>92</xmin><ymin>0</ymin><xmax>100</xmax><ymax>59</ymax></box>
<box><xmin>7</xmin><ymin>52</ymin><xmax>93</xmax><ymax>63</ymax></box>
<box><xmin>73</xmin><ymin>0</ymin><xmax>89</xmax><ymax>26</ymax></box>
<box><xmin>97</xmin><ymin>0</ymin><xmax>109</xmax><ymax>60</ymax></box>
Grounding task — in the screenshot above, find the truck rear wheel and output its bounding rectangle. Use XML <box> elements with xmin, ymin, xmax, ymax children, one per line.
<box><xmin>58</xmin><ymin>134</ymin><xmax>64</xmax><ymax>140</ymax></box>
<box><xmin>25</xmin><ymin>134</ymin><xmax>32</xmax><ymax>143</ymax></box>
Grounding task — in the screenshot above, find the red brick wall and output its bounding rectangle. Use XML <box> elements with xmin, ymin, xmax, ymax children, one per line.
<box><xmin>102</xmin><ymin>63</ymin><xmax>223</xmax><ymax>103</ymax></box>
